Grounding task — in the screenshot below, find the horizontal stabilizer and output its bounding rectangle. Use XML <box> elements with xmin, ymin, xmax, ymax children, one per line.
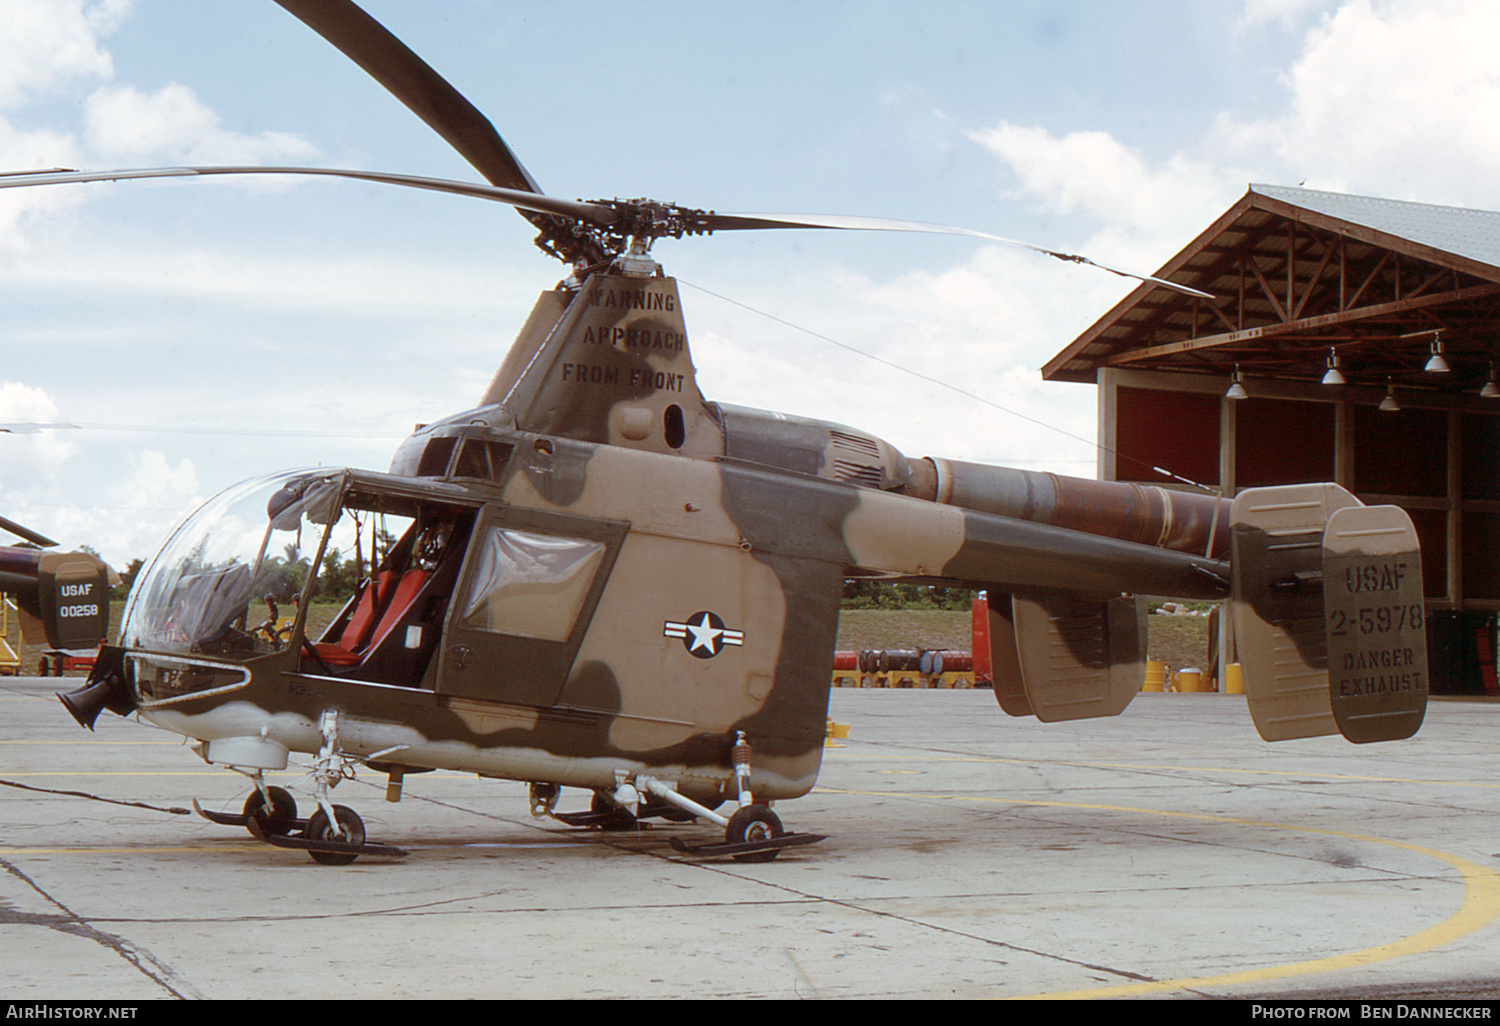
<box><xmin>1230</xmin><ymin>484</ymin><xmax>1353</xmax><ymax>740</ymax></box>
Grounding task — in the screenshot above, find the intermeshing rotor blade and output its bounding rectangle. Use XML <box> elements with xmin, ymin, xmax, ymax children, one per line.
<box><xmin>266</xmin><ymin>0</ymin><xmax>612</xmax><ymax>264</ymax></box>
<box><xmin>0</xmin><ymin>165</ymin><xmax>1210</xmax><ymax>297</ymax></box>
<box><xmin>271</xmin><ymin>0</ymin><xmax>539</xmax><ymax>195</ymax></box>
<box><xmin>0</xmin><ymin>166</ymin><xmax>619</xmax><ymax>227</ymax></box>
<box><xmin>702</xmin><ymin>211</ymin><xmax>1213</xmax><ymax>299</ymax></box>
<box><xmin>0</xmin><ymin>515</ymin><xmax>58</xmax><ymax>549</ymax></box>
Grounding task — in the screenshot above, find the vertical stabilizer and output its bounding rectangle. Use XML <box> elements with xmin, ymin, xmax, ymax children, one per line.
<box><xmin>490</xmin><ymin>271</ymin><xmax>723</xmax><ymax>456</ymax></box>
<box><xmin>1230</xmin><ymin>484</ymin><xmax>1428</xmax><ymax>743</ymax></box>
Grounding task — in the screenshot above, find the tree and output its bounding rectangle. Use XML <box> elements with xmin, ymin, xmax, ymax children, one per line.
<box><xmin>112</xmin><ymin>558</ymin><xmax>145</xmax><ymax>600</ymax></box>
<box><xmin>316</xmin><ymin>548</ymin><xmax>360</xmax><ymax>604</ymax></box>
<box><xmin>840</xmin><ymin>581</ymin><xmax>975</xmax><ymax>610</ymax></box>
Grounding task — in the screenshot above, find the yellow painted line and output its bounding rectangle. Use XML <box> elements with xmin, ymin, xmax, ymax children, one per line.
<box><xmin>0</xmin><ymin>771</ymin><xmax>231</xmax><ymax>777</ymax></box>
<box><xmin>0</xmin><ymin>845</ymin><xmax>265</xmax><ymax>856</ymax></box>
<box><xmin>0</xmin><ymin>770</ymin><xmax>477</xmax><ymax>779</ymax></box>
<box><xmin>818</xmin><ymin>786</ymin><xmax>1500</xmax><ymax>999</ymax></box>
<box><xmin>823</xmin><ymin>750</ymin><xmax>1500</xmax><ymax>789</ymax></box>
<box><xmin>0</xmin><ymin>740</ymin><xmax>184</xmax><ymax>745</ymax></box>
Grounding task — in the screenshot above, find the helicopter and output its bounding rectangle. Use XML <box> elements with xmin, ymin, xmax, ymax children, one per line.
<box><xmin>6</xmin><ymin>0</ymin><xmax>1428</xmax><ymax>865</ymax></box>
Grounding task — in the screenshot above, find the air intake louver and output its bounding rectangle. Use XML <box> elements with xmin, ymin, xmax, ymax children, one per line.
<box><xmin>829</xmin><ymin>430</ymin><xmax>886</xmax><ymax>488</ymax></box>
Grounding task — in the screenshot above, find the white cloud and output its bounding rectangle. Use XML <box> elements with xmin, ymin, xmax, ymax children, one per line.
<box><xmin>0</xmin><ymin>380</ymin><xmax>79</xmax><ymax>481</ymax></box>
<box><xmin>838</xmin><ymin>249</ymin><xmax>1112</xmax><ymax>468</ymax></box>
<box><xmin>6</xmin><ymin>241</ymin><xmax>532</xmax><ymax>317</ymax></box>
<box><xmin>4</xmin><ymin>446</ymin><xmax>202</xmax><ymax>568</ymax></box>
<box><xmin>901</xmin><ymin>0</ymin><xmax>1500</xmax><ymax>475</ymax></box>
<box><xmin>965</xmin><ymin>0</ymin><xmax>1500</xmax><ymax>258</ymax></box>
<box><xmin>0</xmin><ymin>380</ymin><xmax>205</xmax><ymax>564</ymax></box>
<box><xmin>963</xmin><ymin>122</ymin><xmax>1243</xmax><ymax>269</ymax></box>
<box><xmin>96</xmin><ymin>449</ymin><xmax>203</xmax><ymax>563</ymax></box>
<box><xmin>106</xmin><ymin>450</ymin><xmax>199</xmax><ymax>511</ymax></box>
<box><xmin>1236</xmin><ymin>0</ymin><xmax>1335</xmax><ymax>29</ymax></box>
<box><xmin>0</xmin><ymin>0</ymin><xmax>130</xmax><ymax>109</ymax></box>
<box><xmin>686</xmin><ymin>242</ymin><xmax>1111</xmax><ymax>474</ymax></box>
<box><xmin>0</xmin><ymin>2</ymin><xmax>316</xmax><ymax>253</ymax></box>
<box><xmin>0</xmin><ymin>1</ymin><xmax>128</xmax><ymax>247</ymax></box>
<box><xmin>0</xmin><ymin>122</ymin><xmax>88</xmax><ymax>251</ymax></box>
<box><xmin>0</xmin><ymin>380</ymin><xmax>85</xmax><ymax>551</ymax></box>
<box><xmin>1220</xmin><ymin>0</ymin><xmax>1500</xmax><ymax>206</ymax></box>
<box><xmin>83</xmin><ymin>83</ymin><xmax>318</xmax><ymax>165</ymax></box>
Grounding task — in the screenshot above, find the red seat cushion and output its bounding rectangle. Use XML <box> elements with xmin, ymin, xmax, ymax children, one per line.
<box><xmin>309</xmin><ymin>570</ymin><xmax>430</xmax><ymax>668</ymax></box>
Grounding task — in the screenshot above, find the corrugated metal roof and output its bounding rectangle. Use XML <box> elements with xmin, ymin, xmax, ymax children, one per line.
<box><xmin>1251</xmin><ymin>184</ymin><xmax>1500</xmax><ymax>275</ymax></box>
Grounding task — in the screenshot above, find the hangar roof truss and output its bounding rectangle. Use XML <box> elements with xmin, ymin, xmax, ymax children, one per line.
<box><xmin>1043</xmin><ymin>185</ymin><xmax>1500</xmax><ymax>392</ymax></box>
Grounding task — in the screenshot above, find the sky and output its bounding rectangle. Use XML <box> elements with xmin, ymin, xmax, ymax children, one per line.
<box><xmin>4</xmin><ymin>0</ymin><xmax>1500</xmax><ymax>568</ymax></box>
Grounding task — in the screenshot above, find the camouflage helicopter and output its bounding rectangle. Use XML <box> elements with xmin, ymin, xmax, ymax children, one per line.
<box><xmin>9</xmin><ymin>0</ymin><xmax>1428</xmax><ymax>865</ymax></box>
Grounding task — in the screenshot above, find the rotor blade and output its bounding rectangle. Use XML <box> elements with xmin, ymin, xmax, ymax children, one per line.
<box><xmin>0</xmin><ymin>167</ymin><xmax>619</xmax><ymax>227</ymax></box>
<box><xmin>702</xmin><ymin>211</ymin><xmax>1214</xmax><ymax>299</ymax></box>
<box><xmin>271</xmin><ymin>0</ymin><xmax>539</xmax><ymax>195</ymax></box>
<box><xmin>0</xmin><ymin>165</ymin><xmax>1212</xmax><ymax>297</ymax></box>
<box><xmin>0</xmin><ymin>516</ymin><xmax>57</xmax><ymax>548</ymax></box>
<box><xmin>0</xmin><ymin>421</ymin><xmax>78</xmax><ymax>435</ymax></box>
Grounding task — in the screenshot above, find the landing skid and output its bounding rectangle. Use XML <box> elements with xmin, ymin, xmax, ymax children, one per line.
<box><xmin>548</xmin><ymin>736</ymin><xmax>829</xmax><ymax>862</ymax></box>
<box><xmin>191</xmin><ymin>798</ymin><xmax>307</xmax><ymax>833</ymax></box>
<box><xmin>246</xmin><ymin>814</ymin><xmax>408</xmax><ymax>860</ymax></box>
<box><xmin>556</xmin><ymin>789</ymin><xmax>824</xmax><ymax>862</ymax></box>
<box><xmin>192</xmin><ymin>754</ymin><xmax>409</xmax><ymax>866</ymax></box>
<box><xmin>550</xmin><ymin>796</ymin><xmax>692</xmax><ymax>829</ymax></box>
<box><xmin>189</xmin><ymin>727</ymin><xmax>822</xmax><ymax>865</ymax></box>
<box><xmin>551</xmin><ymin>808</ymin><xmax>629</xmax><ymax>829</ymax></box>
<box><xmin>668</xmin><ymin>831</ymin><xmax>825</xmax><ymax>860</ymax></box>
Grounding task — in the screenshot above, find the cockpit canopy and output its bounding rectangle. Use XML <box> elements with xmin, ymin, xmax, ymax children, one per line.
<box><xmin>121</xmin><ymin>468</ymin><xmax>476</xmax><ymax>661</ymax></box>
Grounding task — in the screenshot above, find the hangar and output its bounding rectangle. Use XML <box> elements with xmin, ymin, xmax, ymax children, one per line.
<box><xmin>1046</xmin><ymin>184</ymin><xmax>1500</xmax><ymax>694</ymax></box>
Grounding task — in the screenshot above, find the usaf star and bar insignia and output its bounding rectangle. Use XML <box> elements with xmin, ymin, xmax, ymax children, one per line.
<box><xmin>663</xmin><ymin>611</ymin><xmax>745</xmax><ymax>659</ymax></box>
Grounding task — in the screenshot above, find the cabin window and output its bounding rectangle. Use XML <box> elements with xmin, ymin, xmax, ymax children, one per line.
<box><xmin>459</xmin><ymin>529</ymin><xmax>605</xmax><ymax>641</ymax></box>
<box><xmin>416</xmin><ymin>437</ymin><xmax>456</xmax><ymax>477</ymax></box>
<box><xmin>452</xmin><ymin>439</ymin><xmax>515</xmax><ymax>481</ymax></box>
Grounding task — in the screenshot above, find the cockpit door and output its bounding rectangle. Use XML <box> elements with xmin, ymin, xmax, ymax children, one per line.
<box><xmin>437</xmin><ymin>506</ymin><xmax>626</xmax><ymax>705</ymax></box>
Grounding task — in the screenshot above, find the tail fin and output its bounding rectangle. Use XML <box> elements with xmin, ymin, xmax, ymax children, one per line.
<box><xmin>0</xmin><ymin>547</ymin><xmax>113</xmax><ymax>651</ymax></box>
<box><xmin>1229</xmin><ymin>484</ymin><xmax>1427</xmax><ymax>743</ymax></box>
<box><xmin>986</xmin><ymin>592</ymin><xmax>1147</xmax><ymax>722</ymax></box>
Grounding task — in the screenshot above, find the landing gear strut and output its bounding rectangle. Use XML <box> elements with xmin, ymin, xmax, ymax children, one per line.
<box><xmin>193</xmin><ymin>712</ymin><xmax>407</xmax><ymax>865</ymax></box>
<box><xmin>550</xmin><ymin>732</ymin><xmax>825</xmax><ymax>862</ymax></box>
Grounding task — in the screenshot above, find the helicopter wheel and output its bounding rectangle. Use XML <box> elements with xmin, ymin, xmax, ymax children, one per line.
<box><xmin>242</xmin><ymin>786</ymin><xmax>297</xmax><ymax>836</ymax></box>
<box><xmin>725</xmin><ymin>804</ymin><xmax>784</xmax><ymax>863</ymax></box>
<box><xmin>590</xmin><ymin>790</ymin><xmax>637</xmax><ymax>831</ymax></box>
<box><xmin>303</xmin><ymin>805</ymin><xmax>364</xmax><ymax>865</ymax></box>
